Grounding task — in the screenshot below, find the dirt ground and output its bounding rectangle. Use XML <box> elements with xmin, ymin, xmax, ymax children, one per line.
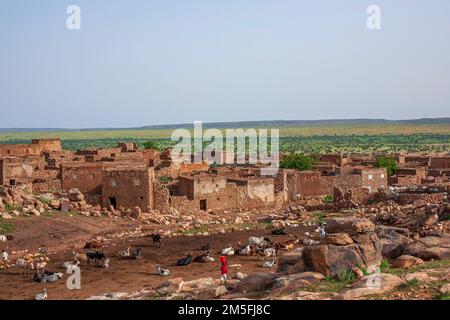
<box><xmin>0</xmin><ymin>214</ymin><xmax>312</xmax><ymax>300</ymax></box>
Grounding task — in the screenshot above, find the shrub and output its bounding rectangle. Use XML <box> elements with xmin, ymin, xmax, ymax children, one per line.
<box><xmin>280</xmin><ymin>153</ymin><xmax>313</xmax><ymax>171</ymax></box>
<box><xmin>143</xmin><ymin>141</ymin><xmax>159</xmax><ymax>150</ymax></box>
<box><xmin>375</xmin><ymin>156</ymin><xmax>399</xmax><ymax>176</ymax></box>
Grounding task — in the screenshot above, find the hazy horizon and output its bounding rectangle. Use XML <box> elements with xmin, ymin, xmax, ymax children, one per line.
<box><xmin>1</xmin><ymin>0</ymin><xmax>450</xmax><ymax>128</ymax></box>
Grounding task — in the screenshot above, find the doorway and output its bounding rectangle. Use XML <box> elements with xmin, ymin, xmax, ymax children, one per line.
<box><xmin>199</xmin><ymin>199</ymin><xmax>207</xmax><ymax>211</ymax></box>
<box><xmin>108</xmin><ymin>197</ymin><xmax>117</xmax><ymax>209</ymax></box>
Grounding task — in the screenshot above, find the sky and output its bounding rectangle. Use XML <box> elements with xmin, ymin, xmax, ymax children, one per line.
<box><xmin>0</xmin><ymin>0</ymin><xmax>449</xmax><ymax>128</ymax></box>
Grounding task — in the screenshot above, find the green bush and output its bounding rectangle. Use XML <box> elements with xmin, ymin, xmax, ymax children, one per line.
<box><xmin>143</xmin><ymin>141</ymin><xmax>159</xmax><ymax>150</ymax></box>
<box><xmin>280</xmin><ymin>153</ymin><xmax>313</xmax><ymax>171</ymax></box>
<box><xmin>375</xmin><ymin>156</ymin><xmax>399</xmax><ymax>176</ymax></box>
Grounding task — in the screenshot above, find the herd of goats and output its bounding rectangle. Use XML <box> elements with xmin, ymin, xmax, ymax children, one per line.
<box><xmin>0</xmin><ymin>224</ymin><xmax>326</xmax><ymax>300</ymax></box>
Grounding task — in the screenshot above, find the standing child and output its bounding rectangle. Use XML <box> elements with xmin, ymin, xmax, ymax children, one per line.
<box><xmin>220</xmin><ymin>255</ymin><xmax>228</xmax><ymax>284</ymax></box>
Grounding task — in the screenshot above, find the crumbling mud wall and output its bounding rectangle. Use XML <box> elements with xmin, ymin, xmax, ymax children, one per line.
<box><xmin>101</xmin><ymin>167</ymin><xmax>155</xmax><ymax>212</ymax></box>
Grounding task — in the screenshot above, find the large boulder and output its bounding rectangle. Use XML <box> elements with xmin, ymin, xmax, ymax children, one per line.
<box><xmin>303</xmin><ymin>244</ymin><xmax>365</xmax><ymax>277</ymax></box>
<box><xmin>304</xmin><ymin>218</ymin><xmax>382</xmax><ymax>277</ymax></box>
<box><xmin>276</xmin><ymin>249</ymin><xmax>307</xmax><ymax>275</ymax></box>
<box><xmin>323</xmin><ymin>233</ymin><xmax>354</xmax><ymax>246</ymax></box>
<box><xmin>376</xmin><ymin>226</ymin><xmax>412</xmax><ymax>259</ymax></box>
<box><xmin>233</xmin><ymin>272</ymin><xmax>278</xmax><ymax>294</ymax></box>
<box><xmin>336</xmin><ymin>273</ymin><xmax>404</xmax><ymax>300</ymax></box>
<box><xmin>403</xmin><ymin>236</ymin><xmax>450</xmax><ymax>260</ymax></box>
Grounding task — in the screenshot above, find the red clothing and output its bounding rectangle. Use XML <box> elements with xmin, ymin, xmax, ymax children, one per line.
<box><xmin>220</xmin><ymin>264</ymin><xmax>228</xmax><ymax>275</ymax></box>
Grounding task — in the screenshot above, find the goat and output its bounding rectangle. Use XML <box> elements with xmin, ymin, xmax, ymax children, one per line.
<box><xmin>34</xmin><ymin>271</ymin><xmax>63</xmax><ymax>283</ymax></box>
<box><xmin>150</xmin><ymin>233</ymin><xmax>162</xmax><ymax>247</ymax></box>
<box><xmin>235</xmin><ymin>245</ymin><xmax>251</xmax><ymax>256</ymax></box>
<box><xmin>176</xmin><ymin>254</ymin><xmax>193</xmax><ymax>266</ymax></box>
<box><xmin>194</xmin><ymin>251</ymin><xmax>215</xmax><ymax>263</ymax></box>
<box><xmin>156</xmin><ymin>265</ymin><xmax>170</xmax><ymax>276</ymax></box>
<box><xmin>34</xmin><ymin>261</ymin><xmax>47</xmax><ymax>273</ymax></box>
<box><xmin>117</xmin><ymin>246</ymin><xmax>132</xmax><ymax>258</ymax></box>
<box><xmin>62</xmin><ymin>260</ymin><xmax>80</xmax><ymax>269</ymax></box>
<box><xmin>248</xmin><ymin>236</ymin><xmax>272</xmax><ymax>248</ymax></box>
<box><xmin>0</xmin><ymin>235</ymin><xmax>13</xmax><ymax>242</ymax></box>
<box><xmin>221</xmin><ymin>245</ymin><xmax>235</xmax><ymax>256</ymax></box>
<box><xmin>130</xmin><ymin>248</ymin><xmax>142</xmax><ymax>260</ymax></box>
<box><xmin>86</xmin><ymin>251</ymin><xmax>106</xmax><ymax>266</ymax></box>
<box><xmin>15</xmin><ymin>258</ymin><xmax>34</xmax><ymax>275</ymax></box>
<box><xmin>35</xmin><ymin>289</ymin><xmax>48</xmax><ymax>301</ymax></box>
<box><xmin>201</xmin><ymin>242</ymin><xmax>210</xmax><ymax>251</ymax></box>
<box><xmin>271</xmin><ymin>228</ymin><xmax>287</xmax><ymax>235</ymax></box>
<box><xmin>98</xmin><ymin>258</ymin><xmax>110</xmax><ymax>269</ymax></box>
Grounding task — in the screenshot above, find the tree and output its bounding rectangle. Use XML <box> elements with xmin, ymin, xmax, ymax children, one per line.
<box><xmin>375</xmin><ymin>156</ymin><xmax>398</xmax><ymax>176</ymax></box>
<box><xmin>280</xmin><ymin>153</ymin><xmax>313</xmax><ymax>171</ymax></box>
<box><xmin>143</xmin><ymin>141</ymin><xmax>158</xmax><ymax>150</ymax></box>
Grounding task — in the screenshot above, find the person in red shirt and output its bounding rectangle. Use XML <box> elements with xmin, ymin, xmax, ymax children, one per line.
<box><xmin>220</xmin><ymin>255</ymin><xmax>228</xmax><ymax>284</ymax></box>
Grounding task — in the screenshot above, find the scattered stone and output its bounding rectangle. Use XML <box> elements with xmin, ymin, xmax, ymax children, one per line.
<box><xmin>1</xmin><ymin>212</ymin><xmax>12</xmax><ymax>219</ymax></box>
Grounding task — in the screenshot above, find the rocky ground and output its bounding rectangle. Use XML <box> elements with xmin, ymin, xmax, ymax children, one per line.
<box><xmin>1</xmin><ymin>185</ymin><xmax>449</xmax><ymax>300</ymax></box>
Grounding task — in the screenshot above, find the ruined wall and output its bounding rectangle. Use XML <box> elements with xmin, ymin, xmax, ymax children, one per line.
<box><xmin>397</xmin><ymin>167</ymin><xmax>426</xmax><ymax>181</ymax></box>
<box><xmin>32</xmin><ymin>139</ymin><xmax>62</xmax><ymax>153</ymax></box>
<box><xmin>61</xmin><ymin>163</ymin><xmax>103</xmax><ymax>194</ymax></box>
<box><xmin>101</xmin><ymin>168</ymin><xmax>154</xmax><ymax>212</ymax></box>
<box><xmin>0</xmin><ymin>144</ymin><xmax>39</xmax><ymax>158</ymax></box>
<box><xmin>333</xmin><ymin>187</ymin><xmax>373</xmax><ymax>208</ymax></box>
<box><xmin>179</xmin><ymin>162</ymin><xmax>210</xmax><ymax>175</ymax></box>
<box><xmin>320</xmin><ymin>154</ymin><xmax>348</xmax><ymax>166</ymax></box>
<box><xmin>356</xmin><ymin>168</ymin><xmax>388</xmax><ymax>193</ymax></box>
<box><xmin>0</xmin><ymin>157</ymin><xmax>42</xmax><ymax>185</ymax></box>
<box><xmin>295</xmin><ymin>171</ymin><xmax>361</xmax><ymax>197</ymax></box>
<box><xmin>32</xmin><ymin>169</ymin><xmax>60</xmax><ymax>193</ymax></box>
<box><xmin>430</xmin><ymin>157</ymin><xmax>450</xmax><ymax>170</ymax></box>
<box><xmin>245</xmin><ymin>178</ymin><xmax>275</xmax><ymax>209</ymax></box>
<box><xmin>389</xmin><ymin>175</ymin><xmax>420</xmax><ymax>186</ymax></box>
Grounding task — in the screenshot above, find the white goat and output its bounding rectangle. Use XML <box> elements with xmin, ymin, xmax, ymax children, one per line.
<box><xmin>156</xmin><ymin>265</ymin><xmax>171</xmax><ymax>276</ymax></box>
<box><xmin>221</xmin><ymin>245</ymin><xmax>235</xmax><ymax>256</ymax></box>
<box><xmin>16</xmin><ymin>258</ymin><xmax>34</xmax><ymax>275</ymax></box>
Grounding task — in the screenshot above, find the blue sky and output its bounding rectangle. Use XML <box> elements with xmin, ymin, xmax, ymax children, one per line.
<box><xmin>0</xmin><ymin>0</ymin><xmax>449</xmax><ymax>128</ymax></box>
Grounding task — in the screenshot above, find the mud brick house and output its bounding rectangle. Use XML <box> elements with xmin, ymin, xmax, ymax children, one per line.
<box><xmin>117</xmin><ymin>142</ymin><xmax>138</xmax><ymax>152</ymax></box>
<box><xmin>389</xmin><ymin>167</ymin><xmax>427</xmax><ymax>186</ymax></box>
<box><xmin>102</xmin><ymin>167</ymin><xmax>155</xmax><ymax>212</ymax></box>
<box><xmin>389</xmin><ymin>175</ymin><xmax>421</xmax><ymax>186</ymax></box>
<box><xmin>177</xmin><ymin>175</ymin><xmax>236</xmax><ymax>211</ymax></box>
<box><xmin>404</xmin><ymin>154</ymin><xmax>431</xmax><ymax>167</ymax></box>
<box><xmin>61</xmin><ymin>162</ymin><xmax>103</xmax><ymax>195</ymax></box>
<box><xmin>430</xmin><ymin>156</ymin><xmax>450</xmax><ymax>170</ymax></box>
<box><xmin>353</xmin><ymin>167</ymin><xmax>387</xmax><ymax>193</ymax></box>
<box><xmin>0</xmin><ymin>156</ymin><xmax>44</xmax><ymax>186</ymax></box>
<box><xmin>0</xmin><ymin>138</ymin><xmax>62</xmax><ymax>158</ymax></box>
<box><xmin>320</xmin><ymin>153</ymin><xmax>350</xmax><ymax>166</ymax></box>
<box><xmin>179</xmin><ymin>162</ymin><xmax>210</xmax><ymax>175</ymax></box>
<box><xmin>228</xmin><ymin>177</ymin><xmax>275</xmax><ymax>209</ymax></box>
<box><xmin>141</xmin><ymin>149</ymin><xmax>161</xmax><ymax>167</ymax></box>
